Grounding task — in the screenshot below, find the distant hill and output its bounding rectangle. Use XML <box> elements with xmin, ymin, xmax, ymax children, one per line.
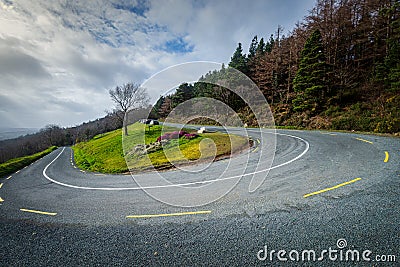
<box><xmin>0</xmin><ymin>128</ymin><xmax>39</xmax><ymax>141</ymax></box>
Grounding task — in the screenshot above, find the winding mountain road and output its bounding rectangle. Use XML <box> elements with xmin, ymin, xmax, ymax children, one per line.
<box><xmin>0</xmin><ymin>128</ymin><xmax>398</xmax><ymax>266</ymax></box>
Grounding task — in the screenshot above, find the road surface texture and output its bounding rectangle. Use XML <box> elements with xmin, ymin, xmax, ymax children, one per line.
<box><xmin>0</xmin><ymin>128</ymin><xmax>398</xmax><ymax>266</ymax></box>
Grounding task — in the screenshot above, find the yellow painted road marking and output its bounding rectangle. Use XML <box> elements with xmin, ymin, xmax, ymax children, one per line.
<box><xmin>355</xmin><ymin>138</ymin><xmax>373</xmax><ymax>144</ymax></box>
<box><xmin>80</xmin><ymin>170</ymin><xmax>86</xmax><ymax>173</ymax></box>
<box><xmin>15</xmin><ymin>170</ymin><xmax>20</xmax><ymax>174</ymax></box>
<box><xmin>6</xmin><ymin>176</ymin><xmax>12</xmax><ymax>180</ymax></box>
<box><xmin>303</xmin><ymin>178</ymin><xmax>362</xmax><ymax>198</ymax></box>
<box><xmin>20</xmin><ymin>208</ymin><xmax>57</xmax><ymax>216</ymax></box>
<box><xmin>0</xmin><ymin>183</ymin><xmax>3</xmax><ymax>189</ymax></box>
<box><xmin>329</xmin><ymin>134</ymin><xmax>337</xmax><ymax>136</ymax></box>
<box><xmin>0</xmin><ymin>197</ymin><xmax>4</xmax><ymax>202</ymax></box>
<box><xmin>126</xmin><ymin>210</ymin><xmax>212</xmax><ymax>219</ymax></box>
<box><xmin>251</xmin><ymin>139</ymin><xmax>261</xmax><ymax>153</ymax></box>
<box><xmin>384</xmin><ymin>151</ymin><xmax>389</xmax><ymax>163</ymax></box>
<box><xmin>94</xmin><ymin>173</ymin><xmax>106</xmax><ymax>176</ymax></box>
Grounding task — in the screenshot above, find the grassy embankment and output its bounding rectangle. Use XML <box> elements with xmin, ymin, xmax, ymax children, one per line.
<box><xmin>72</xmin><ymin>123</ymin><xmax>249</xmax><ymax>173</ymax></box>
<box><xmin>0</xmin><ymin>146</ymin><xmax>58</xmax><ymax>177</ymax></box>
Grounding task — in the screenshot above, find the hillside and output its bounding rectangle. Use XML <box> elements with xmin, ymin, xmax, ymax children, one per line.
<box><xmin>0</xmin><ymin>128</ymin><xmax>39</xmax><ymax>141</ymax></box>
<box><xmin>153</xmin><ymin>0</ymin><xmax>400</xmax><ymax>134</ymax></box>
<box><xmin>72</xmin><ymin>123</ymin><xmax>249</xmax><ymax>173</ymax></box>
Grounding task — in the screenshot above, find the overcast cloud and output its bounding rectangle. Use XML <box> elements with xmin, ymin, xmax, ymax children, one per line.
<box><xmin>0</xmin><ymin>0</ymin><xmax>314</xmax><ymax>128</ymax></box>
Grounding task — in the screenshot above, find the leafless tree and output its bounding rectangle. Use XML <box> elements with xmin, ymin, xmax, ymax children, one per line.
<box><xmin>40</xmin><ymin>124</ymin><xmax>64</xmax><ymax>146</ymax></box>
<box><xmin>109</xmin><ymin>82</ymin><xmax>149</xmax><ymax>136</ymax></box>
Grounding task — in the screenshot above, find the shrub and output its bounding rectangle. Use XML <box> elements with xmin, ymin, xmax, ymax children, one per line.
<box><xmin>156</xmin><ymin>131</ymin><xmax>188</xmax><ymax>142</ymax></box>
<box><xmin>184</xmin><ymin>133</ymin><xmax>198</xmax><ymax>139</ymax></box>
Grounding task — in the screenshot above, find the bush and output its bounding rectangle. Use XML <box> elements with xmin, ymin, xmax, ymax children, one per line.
<box><xmin>331</xmin><ymin>115</ymin><xmax>373</xmax><ymax>132</ymax></box>
<box><xmin>156</xmin><ymin>131</ymin><xmax>187</xmax><ymax>142</ymax></box>
<box><xmin>374</xmin><ymin>117</ymin><xmax>400</xmax><ymax>133</ymax></box>
<box><xmin>324</xmin><ymin>106</ymin><xmax>341</xmax><ymax>116</ymax></box>
<box><xmin>183</xmin><ymin>133</ymin><xmax>198</xmax><ymax>139</ymax></box>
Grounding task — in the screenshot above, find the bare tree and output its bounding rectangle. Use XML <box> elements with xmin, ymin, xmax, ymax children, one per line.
<box><xmin>109</xmin><ymin>82</ymin><xmax>149</xmax><ymax>136</ymax></box>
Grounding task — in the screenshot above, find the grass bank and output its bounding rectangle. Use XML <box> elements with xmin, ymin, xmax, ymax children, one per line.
<box><xmin>0</xmin><ymin>146</ymin><xmax>58</xmax><ymax>177</ymax></box>
<box><xmin>73</xmin><ymin>123</ymin><xmax>249</xmax><ymax>173</ymax></box>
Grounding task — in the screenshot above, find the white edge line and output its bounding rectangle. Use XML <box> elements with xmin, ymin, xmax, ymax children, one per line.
<box><xmin>43</xmin><ymin>133</ymin><xmax>310</xmax><ymax>191</ymax></box>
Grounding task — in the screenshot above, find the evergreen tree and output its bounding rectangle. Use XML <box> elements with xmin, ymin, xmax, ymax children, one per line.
<box><xmin>265</xmin><ymin>34</ymin><xmax>275</xmax><ymax>53</ymax></box>
<box><xmin>171</xmin><ymin>83</ymin><xmax>194</xmax><ymax>107</ymax></box>
<box><xmin>229</xmin><ymin>43</ymin><xmax>248</xmax><ymax>74</ymax></box>
<box><xmin>292</xmin><ymin>29</ymin><xmax>328</xmax><ymax>112</ymax></box>
<box><xmin>379</xmin><ymin>1</ymin><xmax>400</xmax><ymax>92</ymax></box>
<box><xmin>248</xmin><ymin>36</ymin><xmax>258</xmax><ymax>59</ymax></box>
<box><xmin>256</xmin><ymin>37</ymin><xmax>265</xmax><ymax>55</ymax></box>
<box><xmin>386</xmin><ymin>40</ymin><xmax>400</xmax><ymax>91</ymax></box>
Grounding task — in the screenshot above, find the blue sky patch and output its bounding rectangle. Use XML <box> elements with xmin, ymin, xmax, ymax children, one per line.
<box><xmin>160</xmin><ymin>37</ymin><xmax>194</xmax><ymax>54</ymax></box>
<box><xmin>112</xmin><ymin>0</ymin><xmax>149</xmax><ymax>17</ymax></box>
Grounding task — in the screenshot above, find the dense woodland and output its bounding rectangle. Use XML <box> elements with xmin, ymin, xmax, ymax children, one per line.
<box><xmin>153</xmin><ymin>0</ymin><xmax>400</xmax><ymax>133</ymax></box>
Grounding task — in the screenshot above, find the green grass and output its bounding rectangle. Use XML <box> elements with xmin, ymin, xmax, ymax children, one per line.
<box><xmin>0</xmin><ymin>146</ymin><xmax>58</xmax><ymax>177</ymax></box>
<box><xmin>73</xmin><ymin>123</ymin><xmax>249</xmax><ymax>173</ymax></box>
<box><xmin>73</xmin><ymin>129</ymin><xmax>127</xmax><ymax>173</ymax></box>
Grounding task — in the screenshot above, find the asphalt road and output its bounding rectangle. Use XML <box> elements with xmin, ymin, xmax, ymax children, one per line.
<box><xmin>0</xmin><ymin>128</ymin><xmax>399</xmax><ymax>266</ymax></box>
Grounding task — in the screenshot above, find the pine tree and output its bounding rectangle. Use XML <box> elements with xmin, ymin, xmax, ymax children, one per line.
<box><xmin>171</xmin><ymin>83</ymin><xmax>194</xmax><ymax>107</ymax></box>
<box><xmin>382</xmin><ymin>1</ymin><xmax>400</xmax><ymax>92</ymax></box>
<box><xmin>265</xmin><ymin>34</ymin><xmax>275</xmax><ymax>53</ymax></box>
<box><xmin>256</xmin><ymin>37</ymin><xmax>265</xmax><ymax>55</ymax></box>
<box><xmin>292</xmin><ymin>29</ymin><xmax>328</xmax><ymax>112</ymax></box>
<box><xmin>229</xmin><ymin>43</ymin><xmax>248</xmax><ymax>74</ymax></box>
<box><xmin>248</xmin><ymin>36</ymin><xmax>258</xmax><ymax>59</ymax></box>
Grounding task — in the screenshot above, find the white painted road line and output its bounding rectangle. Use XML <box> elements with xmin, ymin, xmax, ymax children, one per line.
<box><xmin>42</xmin><ymin>133</ymin><xmax>310</xmax><ymax>191</ymax></box>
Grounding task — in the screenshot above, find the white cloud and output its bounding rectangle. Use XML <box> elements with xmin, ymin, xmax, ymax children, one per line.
<box><xmin>0</xmin><ymin>0</ymin><xmax>314</xmax><ymax>128</ymax></box>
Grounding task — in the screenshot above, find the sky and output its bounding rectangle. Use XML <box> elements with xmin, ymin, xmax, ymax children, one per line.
<box><xmin>0</xmin><ymin>0</ymin><xmax>315</xmax><ymax>128</ymax></box>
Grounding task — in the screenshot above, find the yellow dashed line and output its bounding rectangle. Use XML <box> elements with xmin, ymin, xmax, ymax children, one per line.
<box><xmin>355</xmin><ymin>138</ymin><xmax>373</xmax><ymax>144</ymax></box>
<box><xmin>0</xmin><ymin>197</ymin><xmax>4</xmax><ymax>202</ymax></box>
<box><xmin>20</xmin><ymin>208</ymin><xmax>57</xmax><ymax>216</ymax></box>
<box><xmin>6</xmin><ymin>176</ymin><xmax>12</xmax><ymax>180</ymax></box>
<box><xmin>384</xmin><ymin>151</ymin><xmax>389</xmax><ymax>163</ymax></box>
<box><xmin>15</xmin><ymin>170</ymin><xmax>20</xmax><ymax>174</ymax></box>
<box><xmin>126</xmin><ymin>210</ymin><xmax>212</xmax><ymax>219</ymax></box>
<box><xmin>303</xmin><ymin>178</ymin><xmax>362</xmax><ymax>198</ymax></box>
<box><xmin>0</xmin><ymin>183</ymin><xmax>3</xmax><ymax>189</ymax></box>
<box><xmin>80</xmin><ymin>170</ymin><xmax>86</xmax><ymax>173</ymax></box>
<box><xmin>250</xmin><ymin>139</ymin><xmax>261</xmax><ymax>153</ymax></box>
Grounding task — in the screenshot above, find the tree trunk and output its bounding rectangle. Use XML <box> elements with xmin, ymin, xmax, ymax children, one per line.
<box><xmin>123</xmin><ymin>113</ymin><xmax>129</xmax><ymax>136</ymax></box>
